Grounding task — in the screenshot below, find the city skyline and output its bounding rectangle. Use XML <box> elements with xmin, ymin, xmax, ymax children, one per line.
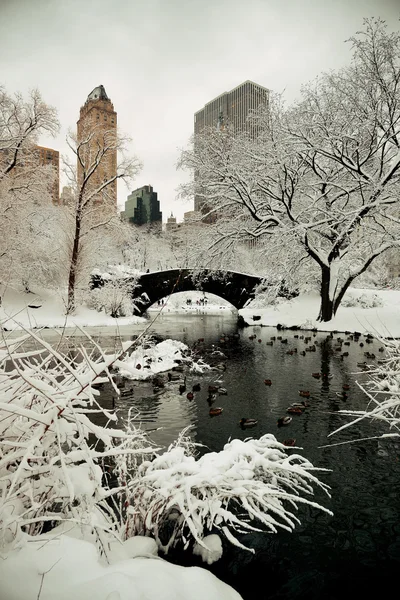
<box><xmin>0</xmin><ymin>0</ymin><xmax>398</xmax><ymax>221</ymax></box>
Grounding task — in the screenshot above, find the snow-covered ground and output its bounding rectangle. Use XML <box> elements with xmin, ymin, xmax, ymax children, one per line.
<box><xmin>241</xmin><ymin>288</ymin><xmax>400</xmax><ymax>337</ymax></box>
<box><xmin>147</xmin><ymin>291</ymin><xmax>235</xmax><ymax>315</ymax></box>
<box><xmin>0</xmin><ymin>533</ymin><xmax>241</xmax><ymax>600</ymax></box>
<box><xmin>2</xmin><ymin>285</ymin><xmax>399</xmax><ymax>338</ymax></box>
<box><xmin>0</xmin><ymin>286</ymin><xmax>146</xmax><ymax>331</ymax></box>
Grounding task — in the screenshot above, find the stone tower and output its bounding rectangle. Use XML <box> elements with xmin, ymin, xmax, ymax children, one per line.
<box><xmin>76</xmin><ymin>85</ymin><xmax>117</xmax><ymax>206</ymax></box>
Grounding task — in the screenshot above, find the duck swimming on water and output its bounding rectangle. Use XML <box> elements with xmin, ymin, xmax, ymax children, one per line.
<box><xmin>239</xmin><ymin>418</ymin><xmax>258</xmax><ymax>428</ymax></box>
<box><xmin>277</xmin><ymin>416</ymin><xmax>292</xmax><ymax>427</ymax></box>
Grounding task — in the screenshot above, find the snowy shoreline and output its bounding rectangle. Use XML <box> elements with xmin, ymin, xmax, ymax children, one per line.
<box><xmin>239</xmin><ymin>288</ymin><xmax>400</xmax><ymax>338</ymax></box>
<box><xmin>1</xmin><ymin>286</ymin><xmax>399</xmax><ymax>338</ymax></box>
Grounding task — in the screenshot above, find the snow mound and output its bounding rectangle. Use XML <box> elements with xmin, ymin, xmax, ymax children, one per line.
<box><xmin>0</xmin><ymin>534</ymin><xmax>242</xmax><ymax>600</ymax></box>
<box><xmin>115</xmin><ymin>339</ymin><xmax>210</xmax><ymax>380</ymax></box>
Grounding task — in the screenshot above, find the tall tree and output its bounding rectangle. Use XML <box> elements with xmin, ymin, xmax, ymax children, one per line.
<box><xmin>179</xmin><ymin>19</ymin><xmax>400</xmax><ymax>321</ymax></box>
<box><xmin>0</xmin><ymin>87</ymin><xmax>59</xmax><ymax>291</ymax></box>
<box><xmin>63</xmin><ymin>124</ymin><xmax>141</xmax><ymax>313</ymax></box>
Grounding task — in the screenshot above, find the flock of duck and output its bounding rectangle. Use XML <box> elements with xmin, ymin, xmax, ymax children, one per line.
<box><xmin>180</xmin><ymin>329</ymin><xmax>381</xmax><ymax>447</ymax></box>
<box><xmin>111</xmin><ymin>328</ymin><xmax>382</xmax><ymax>449</ymax></box>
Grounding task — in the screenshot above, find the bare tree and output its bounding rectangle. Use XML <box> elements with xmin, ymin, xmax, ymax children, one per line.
<box><xmin>63</xmin><ymin>125</ymin><xmax>142</xmax><ymax>313</ymax></box>
<box><xmin>0</xmin><ymin>87</ymin><xmax>59</xmax><ymax>291</ymax></box>
<box><xmin>179</xmin><ymin>19</ymin><xmax>400</xmax><ymax>321</ymax></box>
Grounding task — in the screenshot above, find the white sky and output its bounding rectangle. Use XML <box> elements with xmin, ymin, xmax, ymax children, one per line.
<box><xmin>0</xmin><ymin>0</ymin><xmax>399</xmax><ymax>221</ymax></box>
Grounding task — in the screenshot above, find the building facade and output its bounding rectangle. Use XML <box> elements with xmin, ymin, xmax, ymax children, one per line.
<box><xmin>121</xmin><ymin>185</ymin><xmax>162</xmax><ymax>228</ymax></box>
<box><xmin>0</xmin><ymin>144</ymin><xmax>59</xmax><ymax>204</ymax></box>
<box><xmin>35</xmin><ymin>145</ymin><xmax>60</xmax><ymax>203</ymax></box>
<box><xmin>194</xmin><ymin>80</ymin><xmax>269</xmax><ymax>136</ymax></box>
<box><xmin>76</xmin><ymin>85</ymin><xmax>117</xmax><ymax>206</ymax></box>
<box><xmin>194</xmin><ymin>80</ymin><xmax>269</xmax><ymax>217</ymax></box>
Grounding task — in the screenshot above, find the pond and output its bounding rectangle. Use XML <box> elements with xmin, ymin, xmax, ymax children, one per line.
<box><xmin>86</xmin><ymin>313</ymin><xmax>400</xmax><ymax>600</ymax></box>
<box><xmin>12</xmin><ymin>314</ymin><xmax>400</xmax><ymax>599</ymax></box>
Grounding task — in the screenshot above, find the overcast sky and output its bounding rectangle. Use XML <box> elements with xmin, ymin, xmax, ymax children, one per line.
<box><xmin>1</xmin><ymin>0</ymin><xmax>399</xmax><ymax>220</ymax></box>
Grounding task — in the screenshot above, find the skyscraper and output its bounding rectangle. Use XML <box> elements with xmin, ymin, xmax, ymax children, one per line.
<box><xmin>76</xmin><ymin>85</ymin><xmax>117</xmax><ymax>206</ymax></box>
<box><xmin>121</xmin><ymin>185</ymin><xmax>162</xmax><ymax>229</ymax></box>
<box><xmin>194</xmin><ymin>80</ymin><xmax>269</xmax><ymax>217</ymax></box>
<box><xmin>194</xmin><ymin>80</ymin><xmax>269</xmax><ymax>136</ymax></box>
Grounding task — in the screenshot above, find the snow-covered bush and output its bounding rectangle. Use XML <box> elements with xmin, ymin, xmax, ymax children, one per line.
<box><xmin>329</xmin><ymin>339</ymin><xmax>400</xmax><ymax>442</ymax></box>
<box><xmin>126</xmin><ymin>430</ymin><xmax>332</xmax><ymax>552</ymax></box>
<box><xmin>0</xmin><ymin>330</ymin><xmax>156</xmax><ymax>553</ymax></box>
<box><xmin>89</xmin><ymin>268</ymin><xmax>141</xmax><ymax>317</ymax></box>
<box><xmin>341</xmin><ymin>292</ymin><xmax>384</xmax><ymax>309</ymax></box>
<box><xmin>89</xmin><ymin>279</ymin><xmax>135</xmax><ymax>317</ymax></box>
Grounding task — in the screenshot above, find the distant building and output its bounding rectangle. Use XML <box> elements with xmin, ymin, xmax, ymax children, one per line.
<box><xmin>35</xmin><ymin>145</ymin><xmax>60</xmax><ymax>203</ymax></box>
<box><xmin>194</xmin><ymin>80</ymin><xmax>269</xmax><ymax>137</ymax></box>
<box><xmin>77</xmin><ymin>85</ymin><xmax>117</xmax><ymax>207</ymax></box>
<box><xmin>194</xmin><ymin>80</ymin><xmax>269</xmax><ymax>220</ymax></box>
<box><xmin>0</xmin><ymin>144</ymin><xmax>60</xmax><ymax>204</ymax></box>
<box><xmin>121</xmin><ymin>185</ymin><xmax>162</xmax><ymax>228</ymax></box>
<box><xmin>60</xmin><ymin>185</ymin><xmax>74</xmax><ymax>206</ymax></box>
<box><xmin>165</xmin><ymin>212</ymin><xmax>182</xmax><ymax>233</ymax></box>
<box><xmin>183</xmin><ymin>210</ymin><xmax>202</xmax><ymax>225</ymax></box>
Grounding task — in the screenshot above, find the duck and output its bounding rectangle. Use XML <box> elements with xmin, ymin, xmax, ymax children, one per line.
<box><xmin>209</xmin><ymin>407</ymin><xmax>223</xmax><ymax>416</ymax></box>
<box><xmin>283</xmin><ymin>438</ymin><xmax>296</xmax><ymax>447</ymax></box>
<box><xmin>264</xmin><ymin>379</ymin><xmax>272</xmax><ymax>386</ymax></box>
<box><xmin>186</xmin><ymin>391</ymin><xmax>194</xmax><ymax>400</ymax></box>
<box><xmin>168</xmin><ymin>372</ymin><xmax>181</xmax><ymax>382</ymax></box>
<box><xmin>192</xmin><ymin>383</ymin><xmax>201</xmax><ymax>392</ymax></box>
<box><xmin>207</xmin><ymin>393</ymin><xmax>217</xmax><ymax>404</ymax></box>
<box><xmin>179</xmin><ymin>379</ymin><xmax>187</xmax><ymax>394</ymax></box>
<box><xmin>291</xmin><ymin>401</ymin><xmax>308</xmax><ymax>409</ymax></box>
<box><xmin>357</xmin><ymin>361</ymin><xmax>367</xmax><ymax>368</ymax></box>
<box><xmin>239</xmin><ymin>418</ymin><xmax>258</xmax><ymax>428</ymax></box>
<box><xmin>287</xmin><ymin>407</ymin><xmax>303</xmax><ymax>415</ymax></box>
<box><xmin>277</xmin><ymin>416</ymin><xmax>292</xmax><ymax>426</ymax></box>
<box><xmin>120</xmin><ymin>388</ymin><xmax>133</xmax><ymax>397</ymax></box>
<box><xmin>218</xmin><ymin>388</ymin><xmax>228</xmax><ymax>395</ymax></box>
<box><xmin>312</xmin><ymin>372</ymin><xmax>321</xmax><ymax>379</ymax></box>
<box><xmin>299</xmin><ymin>390</ymin><xmax>310</xmax><ymax>398</ymax></box>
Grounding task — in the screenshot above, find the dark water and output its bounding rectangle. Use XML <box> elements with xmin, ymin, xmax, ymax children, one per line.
<box><xmin>89</xmin><ymin>314</ymin><xmax>400</xmax><ymax>600</ymax></box>
<box><xmin>19</xmin><ymin>315</ymin><xmax>400</xmax><ymax>599</ymax></box>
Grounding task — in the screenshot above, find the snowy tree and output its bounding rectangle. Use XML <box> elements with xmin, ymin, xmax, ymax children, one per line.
<box><xmin>0</xmin><ymin>87</ymin><xmax>59</xmax><ymax>292</ymax></box>
<box><xmin>121</xmin><ymin>222</ymin><xmax>170</xmax><ymax>271</ymax></box>
<box><xmin>179</xmin><ymin>19</ymin><xmax>400</xmax><ymax>321</ymax></box>
<box><xmin>62</xmin><ymin>125</ymin><xmax>142</xmax><ymax>313</ymax></box>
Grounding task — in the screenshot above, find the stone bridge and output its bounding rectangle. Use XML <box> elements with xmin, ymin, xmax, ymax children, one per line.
<box><xmin>135</xmin><ymin>269</ymin><xmax>262</xmax><ymax>314</ymax></box>
<box><xmin>92</xmin><ymin>269</ymin><xmax>262</xmax><ymax>315</ymax></box>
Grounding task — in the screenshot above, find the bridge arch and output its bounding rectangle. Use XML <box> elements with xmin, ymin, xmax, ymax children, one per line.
<box><xmin>134</xmin><ymin>269</ymin><xmax>262</xmax><ymax>315</ymax></box>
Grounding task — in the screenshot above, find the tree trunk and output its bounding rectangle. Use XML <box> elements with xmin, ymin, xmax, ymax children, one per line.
<box><xmin>67</xmin><ymin>214</ymin><xmax>81</xmax><ymax>314</ymax></box>
<box><xmin>317</xmin><ymin>266</ymin><xmax>335</xmax><ymax>322</ymax></box>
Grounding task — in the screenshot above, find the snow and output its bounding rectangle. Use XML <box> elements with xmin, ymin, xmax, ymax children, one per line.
<box><xmin>0</xmin><ymin>286</ymin><xmax>145</xmax><ymax>331</ymax></box>
<box><xmin>241</xmin><ymin>288</ymin><xmax>400</xmax><ymax>337</ymax></box>
<box><xmin>0</xmin><ymin>534</ymin><xmax>242</xmax><ymax>600</ymax></box>
<box><xmin>147</xmin><ymin>291</ymin><xmax>235</xmax><ymax>315</ymax></box>
<box><xmin>115</xmin><ymin>339</ymin><xmax>211</xmax><ymax>380</ymax></box>
<box><xmin>193</xmin><ymin>534</ymin><xmax>223</xmax><ymax>565</ymax></box>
